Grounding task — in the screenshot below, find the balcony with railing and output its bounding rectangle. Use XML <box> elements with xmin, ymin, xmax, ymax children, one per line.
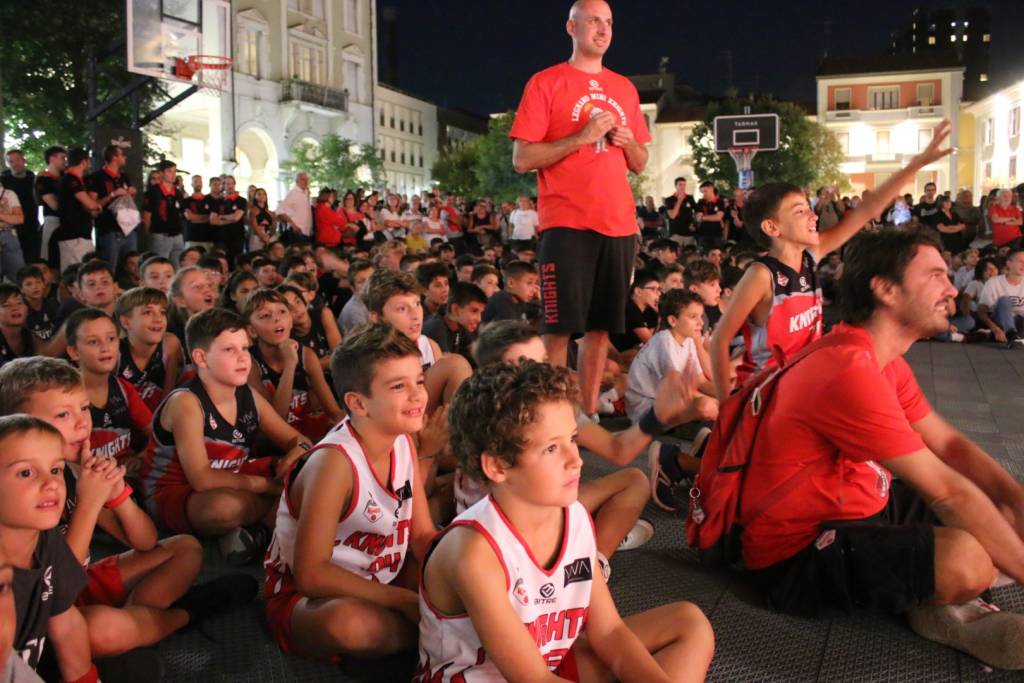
<box><xmin>280</xmin><ymin>80</ymin><xmax>348</xmax><ymax>114</ymax></box>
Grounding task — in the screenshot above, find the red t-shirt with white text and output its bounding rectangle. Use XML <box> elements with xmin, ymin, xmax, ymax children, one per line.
<box><xmin>741</xmin><ymin>324</ymin><xmax>931</xmax><ymax>569</ymax></box>
<box><xmin>510</xmin><ymin>63</ymin><xmax>651</xmax><ymax>238</ymax></box>
<box><xmin>989</xmin><ymin>203</ymin><xmax>1023</xmax><ymax>246</ymax></box>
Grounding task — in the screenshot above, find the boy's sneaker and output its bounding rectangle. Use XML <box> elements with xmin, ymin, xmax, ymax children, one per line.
<box><xmin>172</xmin><ymin>574</ymin><xmax>260</xmax><ymax>627</ymax></box>
<box><xmin>596</xmin><ymin>552</ymin><xmax>611</xmax><ymax>583</ymax></box>
<box><xmin>908</xmin><ymin>599</ymin><xmax>1024</xmax><ymax>669</ymax></box>
<box><xmin>219</xmin><ymin>523</ymin><xmax>271</xmax><ymax>566</ymax></box>
<box><xmin>647</xmin><ymin>442</ymin><xmax>689</xmax><ymax>513</ymax></box>
<box><xmin>617</xmin><ymin>518</ymin><xmax>655</xmax><ymax>552</ymax></box>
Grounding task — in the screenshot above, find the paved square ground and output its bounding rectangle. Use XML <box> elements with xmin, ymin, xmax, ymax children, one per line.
<box><xmin>151</xmin><ymin>341</ymin><xmax>1024</xmax><ymax>682</ymax></box>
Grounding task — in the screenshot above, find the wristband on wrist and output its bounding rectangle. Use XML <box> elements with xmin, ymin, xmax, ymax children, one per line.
<box><xmin>638</xmin><ymin>406</ymin><xmax>670</xmax><ymax>436</ymax></box>
<box><xmin>104</xmin><ymin>484</ymin><xmax>133</xmax><ymax>510</ymax></box>
<box><xmin>65</xmin><ymin>663</ymin><xmax>99</xmax><ymax>683</ymax></box>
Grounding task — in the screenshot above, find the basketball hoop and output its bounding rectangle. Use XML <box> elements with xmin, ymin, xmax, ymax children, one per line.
<box><xmin>728</xmin><ymin>148</ymin><xmax>758</xmax><ymax>190</ymax></box>
<box><xmin>185</xmin><ymin>55</ymin><xmax>232</xmax><ymax>94</ymax></box>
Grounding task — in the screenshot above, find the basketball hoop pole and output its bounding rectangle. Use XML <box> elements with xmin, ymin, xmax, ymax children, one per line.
<box><xmin>729</xmin><ymin>148</ymin><xmax>757</xmax><ymax>190</ymax></box>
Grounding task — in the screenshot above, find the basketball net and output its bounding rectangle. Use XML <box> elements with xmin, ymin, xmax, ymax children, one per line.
<box><xmin>728</xmin><ymin>147</ymin><xmax>758</xmax><ymax>171</ymax></box>
<box><xmin>175</xmin><ymin>55</ymin><xmax>233</xmax><ymax>95</ymax></box>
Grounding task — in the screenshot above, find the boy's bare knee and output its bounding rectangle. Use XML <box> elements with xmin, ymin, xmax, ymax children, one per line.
<box><xmin>934</xmin><ymin>528</ymin><xmax>995</xmax><ymax>604</ymax></box>
<box><xmin>671</xmin><ymin>601</ymin><xmax>715</xmax><ymax>653</ymax></box>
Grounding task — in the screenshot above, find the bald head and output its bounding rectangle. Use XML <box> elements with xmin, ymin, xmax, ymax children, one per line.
<box><xmin>569</xmin><ymin>0</ymin><xmax>610</xmax><ymax>22</ymax></box>
<box><xmin>567</xmin><ymin>0</ymin><xmax>612</xmax><ymax>61</ymax></box>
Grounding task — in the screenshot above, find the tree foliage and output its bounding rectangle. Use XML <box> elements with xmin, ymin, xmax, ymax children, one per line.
<box><xmin>282</xmin><ymin>134</ymin><xmax>385</xmax><ymax>191</ymax></box>
<box><xmin>689</xmin><ymin>95</ymin><xmax>847</xmax><ymax>194</ymax></box>
<box><xmin>431</xmin><ymin>142</ymin><xmax>480</xmax><ymax>197</ymax></box>
<box><xmin>0</xmin><ymin>0</ymin><xmax>164</xmax><ymax>168</ymax></box>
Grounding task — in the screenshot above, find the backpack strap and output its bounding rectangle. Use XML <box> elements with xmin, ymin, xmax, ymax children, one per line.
<box><xmin>739</xmin><ymin>329</ymin><xmax>873</xmax><ymax>526</ymax></box>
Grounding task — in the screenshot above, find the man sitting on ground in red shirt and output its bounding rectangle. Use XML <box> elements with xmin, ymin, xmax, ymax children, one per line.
<box><xmin>738</xmin><ymin>228</ymin><xmax>1024</xmax><ymax>671</ymax></box>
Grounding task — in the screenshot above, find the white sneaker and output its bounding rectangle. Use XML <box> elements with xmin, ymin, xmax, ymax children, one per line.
<box><xmin>617</xmin><ymin>518</ymin><xmax>655</xmax><ymax>552</ymax></box>
<box><xmin>950</xmin><ymin>332</ymin><xmax>965</xmax><ymax>343</ymax></box>
<box><xmin>908</xmin><ymin>599</ymin><xmax>1024</xmax><ymax>669</ymax></box>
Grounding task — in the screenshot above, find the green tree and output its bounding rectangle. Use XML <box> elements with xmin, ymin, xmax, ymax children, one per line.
<box><xmin>0</xmin><ymin>0</ymin><xmax>163</xmax><ymax>168</ymax></box>
<box><xmin>431</xmin><ymin>142</ymin><xmax>480</xmax><ymax>197</ymax></box>
<box><xmin>471</xmin><ymin>112</ymin><xmax>536</xmax><ymax>202</ymax></box>
<box><xmin>282</xmin><ymin>134</ymin><xmax>385</xmax><ymax>191</ymax></box>
<box><xmin>689</xmin><ymin>95</ymin><xmax>847</xmax><ymax>194</ymax></box>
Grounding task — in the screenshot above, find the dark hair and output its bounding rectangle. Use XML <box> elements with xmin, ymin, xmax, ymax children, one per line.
<box><xmin>219</xmin><ymin>270</ymin><xmax>259</xmax><ymax>309</ymax></box>
<box><xmin>185</xmin><ymin>307</ymin><xmax>245</xmax><ymax>352</ymax></box>
<box><xmin>0</xmin><ymin>414</ymin><xmax>64</xmax><ymax>449</ymax></box>
<box><xmin>449</xmin><ymin>361</ymin><xmax>580</xmax><ymax>482</ymax></box>
<box><xmin>15</xmin><ymin>265</ymin><xmax>44</xmax><ymax>286</ymax></box>
<box><xmin>278</xmin><ymin>255</ymin><xmax>307</xmax><ymax>276</ymax></box>
<box><xmin>240</xmin><ymin>288</ymin><xmax>288</xmax><ymax>325</ymax></box>
<box><xmin>659</xmin><ymin>289</ymin><xmax>704</xmax><ymax>323</ymax></box>
<box><xmin>44</xmin><ymin>146</ymin><xmax>67</xmax><ymax>164</ymax></box>
<box><xmin>197</xmin><ymin>256</ymin><xmax>224</xmax><ymax>272</ymax></box>
<box><xmin>349</xmin><ymin>258</ymin><xmax>374</xmax><ymax>278</ymax></box>
<box><xmin>650</xmin><ymin>238</ymin><xmax>679</xmax><ymax>254</ymax></box>
<box><xmin>236</xmin><ymin>252</ymin><xmax>256</xmax><ymax>270</ymax></box>
<box><xmin>454</xmin><ymin>255</ymin><xmax>476</xmax><ymax>270</ymax></box>
<box><xmin>366</xmin><ymin>268</ymin><xmax>420</xmax><ymax>314</ymax></box>
<box><xmin>284</xmin><ymin>271</ymin><xmax>317</xmax><ymax>292</ymax></box>
<box><xmin>140</xmin><ymin>256</ymin><xmax>174</xmax><ymax>277</ymax></box>
<box><xmin>330</xmin><ymin>322</ymin><xmax>421</xmax><ymax>408</ymax></box>
<box><xmin>501</xmin><ymin>260</ymin><xmax>537</xmax><ymax>281</ymax></box>
<box><xmin>66</xmin><ymin>308</ymin><xmax>115</xmax><ymax>347</ymax></box>
<box><xmin>974</xmin><ymin>257</ymin><xmax>996</xmax><ymax>281</ymax></box>
<box><xmin>839</xmin><ymin>228</ymin><xmax>943</xmax><ymax>324</ymax></box>
<box><xmin>685</xmin><ymin>260</ymin><xmax>721</xmax><ymax>287</ymax></box>
<box><xmin>0</xmin><ymin>282</ymin><xmax>24</xmax><ymax>307</ymax></box>
<box><xmin>631</xmin><ymin>270</ymin><xmax>659</xmax><ymax>293</ymax></box>
<box><xmin>76</xmin><ymin>259</ymin><xmax>114</xmax><ymax>287</ymax></box>
<box><xmin>60</xmin><ymin>264</ymin><xmax>81</xmax><ymax>288</ymax></box>
<box><xmin>178</xmin><ymin>246</ymin><xmax>205</xmax><ymax>265</ymax></box>
<box><xmin>415</xmin><ymin>262</ymin><xmax>450</xmax><ymax>290</ymax></box>
<box><xmin>115</xmin><ymin>286</ymin><xmax>168</xmax><ymax>320</ymax></box>
<box><xmin>276</xmin><ymin>283</ymin><xmax>306</xmax><ymax>305</ymax></box>
<box><xmin>743</xmin><ymin>182</ymin><xmax>806</xmax><ymax>249</ymax></box>
<box><xmin>1007</xmin><ymin>248</ymin><xmax>1024</xmax><ymax>262</ymax></box>
<box><xmin>252</xmin><ymin>257</ymin><xmax>275</xmax><ymax>272</ymax></box>
<box><xmin>658</xmin><ymin>262</ymin><xmax>685</xmax><ymax>282</ymax></box>
<box><xmin>674</xmin><ymin>176</ymin><xmax>687</xmax><ymax>185</ymax></box>
<box><xmin>102</xmin><ymin>144</ymin><xmax>124</xmax><ymax>164</ymax></box>
<box><xmin>471</xmin><ymin>264</ymin><xmax>500</xmax><ymax>283</ymax></box>
<box><xmin>0</xmin><ymin>358</ymin><xmax>82</xmax><ymax>414</ymax></box>
<box><xmin>473</xmin><ymin>320</ymin><xmax>540</xmax><ymax>367</ymax></box>
<box><xmin>699</xmin><ymin>180</ymin><xmax>716</xmax><ymax>191</ymax></box>
<box><xmin>448</xmin><ymin>281</ymin><xmax>488</xmax><ymax>309</ymax></box>
<box><xmin>67</xmin><ymin>147</ymin><xmax>90</xmax><ymax>168</ymax></box>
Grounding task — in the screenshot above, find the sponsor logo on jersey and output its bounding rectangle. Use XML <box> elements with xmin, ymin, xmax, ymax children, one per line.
<box><xmin>103</xmin><ymin>412</ymin><xmax>112</xmax><ymax>427</ymax></box>
<box><xmin>122</xmin><ymin>366</ymin><xmax>133</xmax><ymax>379</ymax></box>
<box><xmin>209</xmin><ymin>414</ymin><xmax>217</xmax><ymax>430</ymax></box>
<box><xmin>364</xmin><ymin>497</ymin><xmax>383</xmax><ymax>523</ymax></box>
<box><xmin>514</xmin><ymin>577</ymin><xmax>529</xmax><ymax>605</ymax></box>
<box><xmin>815</xmin><ymin>529</ymin><xmax>836</xmax><ymax>550</ymax></box>
<box><xmin>232</xmin><ymin>429</ymin><xmax>244</xmax><ymax>442</ymax></box>
<box><xmin>563</xmin><ymin>557</ymin><xmax>593</xmax><ymax>587</ymax></box>
<box><xmin>533</xmin><ymin>582</ymin><xmax>557</xmax><ymax>606</ymax></box>
<box><xmin>588</xmin><ymin>79</ymin><xmax>602</xmax><ymax>91</ymax></box>
<box><xmin>41</xmin><ymin>566</ymin><xmax>53</xmax><ymax>602</ymax></box>
<box><xmin>799</xmin><ymin>276</ymin><xmax>809</xmax><ymax>290</ymax></box>
<box><xmin>777</xmin><ymin>272</ymin><xmax>789</xmax><ymax>287</ymax></box>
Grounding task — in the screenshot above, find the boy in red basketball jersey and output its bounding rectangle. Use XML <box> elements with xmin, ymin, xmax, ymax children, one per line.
<box><xmin>708</xmin><ymin>120</ymin><xmax>954</xmax><ymax>403</ymax></box>
<box><xmin>416</xmin><ymin>362</ymin><xmax>714</xmax><ymax>682</ymax></box>
<box><xmin>263</xmin><ymin>323</ymin><xmax>436</xmax><ymax>661</ymax></box>
<box><xmin>116</xmin><ymin>286</ymin><xmax>182</xmax><ymax>413</ymax></box>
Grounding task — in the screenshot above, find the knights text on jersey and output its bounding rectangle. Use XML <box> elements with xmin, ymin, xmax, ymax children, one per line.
<box><xmin>738</xmin><ymin>251</ymin><xmax>823</xmax><ymax>385</ymax></box>
<box><xmin>264</xmin><ymin>419</ymin><xmax>416</xmax><ymax>601</ymax></box>
<box><xmin>416</xmin><ymin>496</ymin><xmax>595</xmax><ymax>682</ymax></box>
<box><xmin>141</xmin><ymin>377</ymin><xmax>260</xmax><ymax>493</ymax></box>
<box><xmin>90</xmin><ymin>375</ymin><xmax>152</xmax><ymax>461</ymax></box>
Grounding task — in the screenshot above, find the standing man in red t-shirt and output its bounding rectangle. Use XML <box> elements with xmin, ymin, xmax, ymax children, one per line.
<box><xmin>736</xmin><ymin>228</ymin><xmax>1024</xmax><ymax>670</ymax></box>
<box><xmin>988</xmin><ymin>189</ymin><xmax>1023</xmax><ymax>247</ymax></box>
<box><xmin>510</xmin><ymin>0</ymin><xmax>651</xmax><ymax>416</ymax></box>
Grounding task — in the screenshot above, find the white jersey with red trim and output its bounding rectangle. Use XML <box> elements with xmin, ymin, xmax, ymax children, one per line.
<box><xmin>415</xmin><ymin>495</ymin><xmax>595</xmax><ymax>682</ymax></box>
<box><xmin>265</xmin><ymin>419</ymin><xmax>416</xmax><ymax>592</ymax></box>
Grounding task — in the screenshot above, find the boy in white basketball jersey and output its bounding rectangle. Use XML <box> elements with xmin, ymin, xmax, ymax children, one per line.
<box><xmin>416</xmin><ymin>362</ymin><xmax>714</xmax><ymax>682</ymax></box>
<box><xmin>264</xmin><ymin>323</ymin><xmax>437</xmax><ymax>661</ymax></box>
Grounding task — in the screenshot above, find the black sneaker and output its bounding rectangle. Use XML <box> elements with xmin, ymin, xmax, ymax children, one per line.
<box><xmin>172</xmin><ymin>574</ymin><xmax>260</xmax><ymax>627</ymax></box>
<box><xmin>647</xmin><ymin>442</ymin><xmax>689</xmax><ymax>512</ymax></box>
<box><xmin>218</xmin><ymin>522</ymin><xmax>271</xmax><ymax>566</ymax></box>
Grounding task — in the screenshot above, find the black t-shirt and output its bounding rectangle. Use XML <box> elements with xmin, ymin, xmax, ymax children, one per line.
<box><xmin>211</xmin><ymin>193</ymin><xmax>247</xmax><ymax>240</ymax></box>
<box><xmin>481</xmin><ymin>290</ymin><xmax>537</xmax><ymax>324</ymax></box>
<box><xmin>914</xmin><ymin>199</ymin><xmax>941</xmax><ymax>225</ymax></box>
<box><xmin>35</xmin><ymin>172</ymin><xmax>61</xmax><ymax>219</ymax></box>
<box><xmin>56</xmin><ymin>171</ymin><xmax>93</xmax><ymax>241</ymax></box>
<box><xmin>423</xmin><ymin>313</ymin><xmax>475</xmax><ymax>363</ymax></box>
<box><xmin>663</xmin><ymin>194</ymin><xmax>696</xmax><ymax>237</ymax></box>
<box><xmin>318</xmin><ymin>272</ymin><xmax>351</xmax><ymax>317</ymax></box>
<box><xmin>184</xmin><ymin>193</ymin><xmax>211</xmax><ymax>242</ymax></box>
<box><xmin>144</xmin><ymin>183</ymin><xmax>183</xmax><ymax>236</ymax></box>
<box><xmin>27</xmin><ymin>299</ymin><xmax>59</xmax><ymax>341</ymax></box>
<box><xmin>13</xmin><ymin>528</ymin><xmax>88</xmax><ymax>671</ymax></box>
<box><xmin>695</xmin><ymin>197</ymin><xmax>727</xmax><ymax>239</ymax></box>
<box><xmin>88</xmin><ymin>168</ymin><xmax>132</xmax><ymax>235</ymax></box>
<box><xmin>612</xmin><ymin>299</ymin><xmax>658</xmax><ymax>351</ymax></box>
<box><xmin>54</xmin><ymin>298</ymin><xmax>84</xmax><ymax>329</ymax></box>
<box><xmin>0</xmin><ymin>169</ymin><xmax>38</xmax><ymax>229</ymax></box>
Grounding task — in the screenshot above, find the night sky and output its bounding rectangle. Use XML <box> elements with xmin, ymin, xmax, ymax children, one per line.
<box><xmin>376</xmin><ymin>0</ymin><xmax>1024</xmax><ymax>114</ymax></box>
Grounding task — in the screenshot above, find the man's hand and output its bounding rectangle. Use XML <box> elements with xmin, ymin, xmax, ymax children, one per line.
<box><xmin>575</xmin><ymin>111</ymin><xmax>615</xmax><ymax>146</ymax></box>
<box><xmin>607</xmin><ymin>125</ymin><xmax>636</xmax><ymax>148</ymax></box>
<box><xmin>911</xmin><ymin>119</ymin><xmax>954</xmax><ymax>169</ymax></box>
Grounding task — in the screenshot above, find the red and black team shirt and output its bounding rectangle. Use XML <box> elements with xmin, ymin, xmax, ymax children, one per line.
<box><xmin>35</xmin><ymin>170</ymin><xmax>61</xmax><ymax>218</ymax></box>
<box><xmin>250</xmin><ymin>343</ymin><xmax>320</xmax><ymax>439</ymax></box>
<box><xmin>212</xmin><ymin>192</ymin><xmax>248</xmax><ymax>241</ymax></box>
<box><xmin>90</xmin><ymin>375</ymin><xmax>153</xmax><ymax>462</ymax></box>
<box><xmin>0</xmin><ymin>327</ymin><xmax>35</xmax><ymax>369</ymax></box>
<box><xmin>88</xmin><ymin>166</ymin><xmax>132</xmax><ymax>235</ymax></box>
<box><xmin>56</xmin><ymin>170</ymin><xmax>93</xmax><ymax>240</ymax></box>
<box><xmin>118</xmin><ymin>337</ymin><xmax>168</xmax><ymax>412</ymax></box>
<box><xmin>143</xmin><ymin>182</ymin><xmax>184</xmax><ymax>236</ymax></box>
<box><xmin>142</xmin><ymin>376</ymin><xmax>260</xmax><ymax>492</ymax></box>
<box><xmin>185</xmin><ymin>192</ymin><xmax>212</xmax><ymax>242</ymax></box>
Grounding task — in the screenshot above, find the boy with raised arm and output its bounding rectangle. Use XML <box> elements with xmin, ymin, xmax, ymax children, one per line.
<box><xmin>416</xmin><ymin>361</ymin><xmax>714</xmax><ymax>682</ymax></box>
<box><xmin>263</xmin><ymin>323</ymin><xmax>436</xmax><ymax>661</ymax></box>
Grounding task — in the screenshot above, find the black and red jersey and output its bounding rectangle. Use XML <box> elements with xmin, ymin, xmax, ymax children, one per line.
<box><xmin>90</xmin><ymin>375</ymin><xmax>152</xmax><ymax>461</ymax></box>
<box><xmin>143</xmin><ymin>182</ymin><xmax>183</xmax><ymax>236</ymax></box>
<box><xmin>737</xmin><ymin>250</ymin><xmax>823</xmax><ymax>387</ymax></box>
<box><xmin>185</xmin><ymin>192</ymin><xmax>211</xmax><ymax>242</ymax></box>
<box><xmin>118</xmin><ymin>337</ymin><xmax>168</xmax><ymax>412</ymax></box>
<box><xmin>0</xmin><ymin>327</ymin><xmax>34</xmax><ymax>370</ymax></box>
<box><xmin>250</xmin><ymin>343</ymin><xmax>327</xmax><ymax>440</ymax></box>
<box><xmin>292</xmin><ymin>308</ymin><xmax>331</xmax><ymax>361</ymax></box>
<box><xmin>141</xmin><ymin>376</ymin><xmax>260</xmax><ymax>493</ymax></box>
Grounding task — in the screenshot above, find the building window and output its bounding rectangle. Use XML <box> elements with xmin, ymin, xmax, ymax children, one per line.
<box><xmin>836</xmin><ymin>131</ymin><xmax>850</xmax><ymax>154</ymax></box>
<box><xmin>391</xmin><ymin>150</ymin><xmax>396</xmax><ymax>162</ymax></box>
<box><xmin>343</xmin><ymin>57</ymin><xmax>363</xmax><ymax>102</ymax></box>
<box><xmin>344</xmin><ymin>0</ymin><xmax>360</xmax><ymax>35</ymax></box>
<box><xmin>916</xmin><ymin>83</ymin><xmax>935</xmax><ymax>106</ymax></box>
<box><xmin>834</xmin><ymin>88</ymin><xmax>852</xmax><ymax>111</ymax></box>
<box><xmin>980</xmin><ymin>73</ymin><xmax>989</xmax><ymax>82</ymax></box>
<box><xmin>868</xmin><ymin>86</ymin><xmax>900</xmax><ymax>110</ymax></box>
<box><xmin>419</xmin><ymin>155</ymin><xmax>424</xmax><ymax>167</ymax></box>
<box><xmin>1012</xmin><ymin>108</ymin><xmax>1021</xmax><ymax>138</ymax></box>
<box><xmin>1011</xmin><ymin>157</ymin><xmax>1018</xmax><ymax>180</ymax></box>
<box><xmin>875</xmin><ymin>130</ymin><xmax>891</xmax><ymax>157</ymax></box>
<box><xmin>390</xmin><ymin>117</ymin><xmax>395</xmax><ymax>128</ymax></box>
<box><xmin>950</xmin><ymin>34</ymin><xmax>956</xmax><ymax>42</ymax></box>
<box><xmin>928</xmin><ymin>36</ymin><xmax>936</xmax><ymax>45</ymax></box>
<box><xmin>238</xmin><ymin>27</ymin><xmax>261</xmax><ymax>77</ymax></box>
<box><xmin>419</xmin><ymin>123</ymin><xmax>423</xmax><ymax>136</ymax></box>
<box><xmin>400</xmin><ymin>119</ymin><xmax>405</xmax><ymax>132</ymax></box>
<box><xmin>984</xmin><ymin>161</ymin><xmax>993</xmax><ymax>179</ymax></box>
<box><xmin>985</xmin><ymin>117</ymin><xmax>995</xmax><ymax>145</ymax></box>
<box><xmin>379</xmin><ymin>109</ymin><xmax>385</xmax><ymax>126</ymax></box>
<box><xmin>290</xmin><ymin>40</ymin><xmax>326</xmax><ymax>85</ymax></box>
<box><xmin>983</xmin><ymin>33</ymin><xmax>991</xmax><ymax>42</ymax></box>
<box><xmin>289</xmin><ymin>0</ymin><xmax>324</xmax><ymax>18</ymax></box>
<box><xmin>962</xmin><ymin>34</ymin><xmax>968</xmax><ymax>42</ymax></box>
<box><xmin>917</xmin><ymin>128</ymin><xmax>932</xmax><ymax>152</ymax></box>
